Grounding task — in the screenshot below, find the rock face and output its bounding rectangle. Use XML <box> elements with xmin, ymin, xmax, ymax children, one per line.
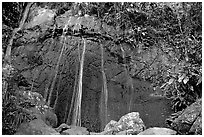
<box><xmin>107</xmin><ymin>74</ymin><xmax>173</xmax><ymax>129</ymax></box>
<box><xmin>138</xmin><ymin>127</ymin><xmax>177</xmax><ymax>135</ymax></box>
<box><xmin>166</xmin><ymin>98</ymin><xmax>202</xmax><ymax>135</ymax></box>
<box><xmin>11</xmin><ymin>4</ymin><xmax>173</xmax><ymax>132</ymax></box>
<box><xmin>15</xmin><ymin>119</ymin><xmax>60</xmax><ymax>135</ymax></box>
<box><xmin>99</xmin><ymin>112</ymin><xmax>145</xmax><ymax>135</ymax></box>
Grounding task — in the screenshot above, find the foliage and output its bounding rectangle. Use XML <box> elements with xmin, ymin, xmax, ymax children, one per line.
<box><xmin>2</xmin><ymin>64</ymin><xmax>49</xmax><ymax>134</ymax></box>
<box><xmin>154</xmin><ymin>3</ymin><xmax>202</xmax><ymax>112</ymax></box>
<box><xmin>2</xmin><ymin>2</ymin><xmax>26</xmax><ymax>28</ymax></box>
<box><xmin>81</xmin><ymin>2</ymin><xmax>202</xmax><ymax>112</ymax></box>
<box><xmin>106</xmin><ymin>3</ymin><xmax>201</xmax><ymax>112</ymax></box>
<box><xmin>2</xmin><ymin>68</ymin><xmax>35</xmax><ymax>134</ymax></box>
<box><xmin>2</xmin><ymin>93</ymin><xmax>36</xmax><ymax>134</ymax></box>
<box><xmin>80</xmin><ymin>2</ymin><xmax>202</xmax><ymax>112</ymax></box>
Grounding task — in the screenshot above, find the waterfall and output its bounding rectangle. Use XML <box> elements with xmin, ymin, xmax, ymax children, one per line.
<box><xmin>70</xmin><ymin>38</ymin><xmax>86</xmax><ymax>126</ymax></box>
<box><xmin>47</xmin><ymin>23</ymin><xmax>68</xmax><ymax>106</ymax></box>
<box><xmin>100</xmin><ymin>42</ymin><xmax>108</xmax><ymax>131</ymax></box>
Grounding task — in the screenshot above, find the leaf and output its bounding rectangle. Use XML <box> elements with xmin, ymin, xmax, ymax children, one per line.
<box><xmin>197</xmin><ymin>77</ymin><xmax>202</xmax><ymax>85</ymax></box>
<box><xmin>190</xmin><ymin>86</ymin><xmax>194</xmax><ymax>91</ymax></box>
<box><xmin>191</xmin><ymin>72</ymin><xmax>199</xmax><ymax>76</ymax></box>
<box><xmin>73</xmin><ymin>23</ymin><xmax>81</xmax><ymax>31</ymax></box>
<box><xmin>168</xmin><ymin>78</ymin><xmax>174</xmax><ymax>84</ymax></box>
<box><xmin>183</xmin><ymin>76</ymin><xmax>189</xmax><ymax>84</ymax></box>
<box><xmin>178</xmin><ymin>74</ymin><xmax>186</xmax><ymax>82</ymax></box>
<box><xmin>160</xmin><ymin>83</ymin><xmax>167</xmax><ymax>89</ymax></box>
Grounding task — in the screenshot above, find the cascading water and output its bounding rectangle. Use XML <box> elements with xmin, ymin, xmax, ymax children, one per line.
<box><xmin>70</xmin><ymin>37</ymin><xmax>86</xmax><ymax>126</ymax></box>
<box><xmin>121</xmin><ymin>46</ymin><xmax>134</xmax><ymax>112</ymax></box>
<box><xmin>66</xmin><ymin>42</ymin><xmax>81</xmax><ymax>125</ymax></box>
<box><xmin>100</xmin><ymin>42</ymin><xmax>108</xmax><ymax>130</ymax></box>
<box><xmin>44</xmin><ymin>24</ymin><xmax>57</xmax><ymax>101</ymax></box>
<box><xmin>47</xmin><ymin>23</ymin><xmax>68</xmax><ymax>106</ymax></box>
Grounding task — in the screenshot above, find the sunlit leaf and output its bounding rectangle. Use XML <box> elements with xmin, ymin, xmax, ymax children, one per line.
<box><xmin>160</xmin><ymin>83</ymin><xmax>167</xmax><ymax>89</ymax></box>
<box><xmin>190</xmin><ymin>86</ymin><xmax>194</xmax><ymax>91</ymax></box>
<box><xmin>183</xmin><ymin>76</ymin><xmax>189</xmax><ymax>84</ymax></box>
<box><xmin>196</xmin><ymin>77</ymin><xmax>202</xmax><ymax>85</ymax></box>
<box><xmin>178</xmin><ymin>74</ymin><xmax>186</xmax><ymax>82</ymax></box>
<box><xmin>168</xmin><ymin>78</ymin><xmax>174</xmax><ymax>84</ymax></box>
<box><xmin>191</xmin><ymin>72</ymin><xmax>199</xmax><ymax>76</ymax></box>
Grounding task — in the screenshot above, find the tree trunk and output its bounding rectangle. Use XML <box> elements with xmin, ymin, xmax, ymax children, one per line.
<box><xmin>4</xmin><ymin>2</ymin><xmax>33</xmax><ymax>64</ymax></box>
<box><xmin>3</xmin><ymin>2</ymin><xmax>33</xmax><ymax>102</ymax></box>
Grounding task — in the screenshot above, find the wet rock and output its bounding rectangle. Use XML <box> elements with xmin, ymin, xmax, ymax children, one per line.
<box><xmin>15</xmin><ymin>119</ymin><xmax>60</xmax><ymax>135</ymax></box>
<box><xmin>166</xmin><ymin>98</ymin><xmax>202</xmax><ymax>135</ymax></box>
<box><xmin>55</xmin><ymin>123</ymin><xmax>71</xmax><ymax>133</ymax></box>
<box><xmin>25</xmin><ymin>7</ymin><xmax>55</xmax><ymax>29</ymax></box>
<box><xmin>101</xmin><ymin>112</ymin><xmax>145</xmax><ymax>135</ymax></box>
<box><xmin>138</xmin><ymin>127</ymin><xmax>177</xmax><ymax>135</ymax></box>
<box><xmin>89</xmin><ymin>132</ymin><xmax>101</xmax><ymax>135</ymax></box>
<box><xmin>61</xmin><ymin>125</ymin><xmax>89</xmax><ymax>135</ymax></box>
<box><xmin>42</xmin><ymin>109</ymin><xmax>58</xmax><ymax>127</ymax></box>
<box><xmin>104</xmin><ymin>120</ymin><xmax>118</xmax><ymax>131</ymax></box>
<box><xmin>116</xmin><ymin>130</ymin><xmax>127</xmax><ymax>135</ymax></box>
<box><xmin>117</xmin><ymin>112</ymin><xmax>146</xmax><ymax>135</ymax></box>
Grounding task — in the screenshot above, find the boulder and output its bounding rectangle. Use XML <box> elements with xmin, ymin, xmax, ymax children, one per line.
<box><xmin>166</xmin><ymin>98</ymin><xmax>202</xmax><ymax>135</ymax></box>
<box><xmin>104</xmin><ymin>120</ymin><xmax>118</xmax><ymax>131</ymax></box>
<box><xmin>101</xmin><ymin>112</ymin><xmax>145</xmax><ymax>135</ymax></box>
<box><xmin>89</xmin><ymin>132</ymin><xmax>101</xmax><ymax>135</ymax></box>
<box><xmin>42</xmin><ymin>108</ymin><xmax>58</xmax><ymax>127</ymax></box>
<box><xmin>24</xmin><ymin>105</ymin><xmax>58</xmax><ymax>128</ymax></box>
<box><xmin>55</xmin><ymin>123</ymin><xmax>71</xmax><ymax>133</ymax></box>
<box><xmin>138</xmin><ymin>127</ymin><xmax>177</xmax><ymax>135</ymax></box>
<box><xmin>15</xmin><ymin>119</ymin><xmax>60</xmax><ymax>135</ymax></box>
<box><xmin>117</xmin><ymin>112</ymin><xmax>146</xmax><ymax>135</ymax></box>
<box><xmin>116</xmin><ymin>130</ymin><xmax>128</xmax><ymax>135</ymax></box>
<box><xmin>61</xmin><ymin>125</ymin><xmax>89</xmax><ymax>135</ymax></box>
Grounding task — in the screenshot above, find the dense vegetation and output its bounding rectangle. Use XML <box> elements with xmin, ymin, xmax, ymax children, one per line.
<box><xmin>2</xmin><ymin>2</ymin><xmax>202</xmax><ymax>134</ymax></box>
